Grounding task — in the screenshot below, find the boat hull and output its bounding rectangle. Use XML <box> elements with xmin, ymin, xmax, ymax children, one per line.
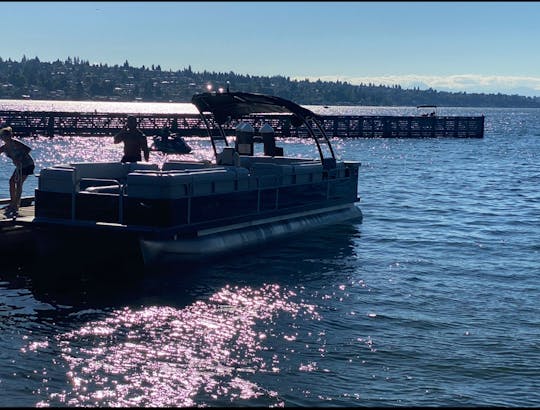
<box><xmin>140</xmin><ymin>203</ymin><xmax>362</xmax><ymax>265</ymax></box>
<box><xmin>31</xmin><ymin>223</ymin><xmax>145</xmax><ymax>276</ymax></box>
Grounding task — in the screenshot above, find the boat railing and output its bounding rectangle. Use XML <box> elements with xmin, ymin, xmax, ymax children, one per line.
<box><xmin>36</xmin><ymin>159</ymin><xmax>359</xmax><ymax>227</ymax></box>
<box><xmin>77</xmin><ymin>178</ymin><xmax>126</xmax><ymax>224</ymax></box>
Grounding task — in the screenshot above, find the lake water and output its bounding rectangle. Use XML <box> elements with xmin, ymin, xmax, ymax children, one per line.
<box><xmin>0</xmin><ymin>100</ymin><xmax>539</xmax><ymax>407</ymax></box>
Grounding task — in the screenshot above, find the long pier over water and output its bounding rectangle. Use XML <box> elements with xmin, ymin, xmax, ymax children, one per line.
<box><xmin>0</xmin><ymin>110</ymin><xmax>484</xmax><ymax>139</ymax></box>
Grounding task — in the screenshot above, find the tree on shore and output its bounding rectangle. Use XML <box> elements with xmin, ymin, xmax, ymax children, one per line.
<box><xmin>0</xmin><ymin>56</ymin><xmax>539</xmax><ymax>108</ymax></box>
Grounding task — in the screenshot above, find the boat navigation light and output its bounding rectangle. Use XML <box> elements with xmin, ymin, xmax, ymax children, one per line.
<box><xmin>206</xmin><ymin>84</ymin><xmax>213</xmax><ymax>92</ymax></box>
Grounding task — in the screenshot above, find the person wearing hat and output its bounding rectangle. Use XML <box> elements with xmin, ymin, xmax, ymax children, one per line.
<box><xmin>113</xmin><ymin>115</ymin><xmax>150</xmax><ymax>163</ymax></box>
<box><xmin>0</xmin><ymin>126</ymin><xmax>35</xmax><ymax>216</ymax></box>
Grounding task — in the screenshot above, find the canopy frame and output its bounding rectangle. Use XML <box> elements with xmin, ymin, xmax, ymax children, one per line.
<box><xmin>191</xmin><ymin>91</ymin><xmax>336</xmax><ymax>164</ymax></box>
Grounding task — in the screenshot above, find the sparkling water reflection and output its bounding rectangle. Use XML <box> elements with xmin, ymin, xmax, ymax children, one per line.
<box><xmin>34</xmin><ymin>284</ymin><xmax>318</xmax><ymax>407</ymax></box>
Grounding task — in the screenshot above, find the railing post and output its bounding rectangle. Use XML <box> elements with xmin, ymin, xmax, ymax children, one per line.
<box><xmin>119</xmin><ymin>185</ymin><xmax>123</xmax><ymax>224</ymax></box>
<box><xmin>71</xmin><ymin>189</ymin><xmax>76</xmax><ymax>221</ymax></box>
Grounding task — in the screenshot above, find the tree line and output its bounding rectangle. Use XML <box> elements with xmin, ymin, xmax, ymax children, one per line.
<box><xmin>1</xmin><ymin>56</ymin><xmax>539</xmax><ymax>108</ymax></box>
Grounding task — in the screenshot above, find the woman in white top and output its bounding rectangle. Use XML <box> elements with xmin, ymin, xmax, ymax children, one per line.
<box><xmin>0</xmin><ymin>127</ymin><xmax>35</xmax><ymax>216</ymax></box>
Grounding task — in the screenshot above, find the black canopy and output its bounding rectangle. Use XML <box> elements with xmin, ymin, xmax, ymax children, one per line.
<box><xmin>191</xmin><ymin>92</ymin><xmax>320</xmax><ymax>125</ymax></box>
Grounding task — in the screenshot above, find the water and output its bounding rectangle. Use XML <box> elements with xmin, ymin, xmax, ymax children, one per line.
<box><xmin>1</xmin><ymin>101</ymin><xmax>539</xmax><ymax>407</ymax></box>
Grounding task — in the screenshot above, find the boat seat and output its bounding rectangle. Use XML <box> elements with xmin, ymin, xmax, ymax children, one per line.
<box><xmin>162</xmin><ymin>160</ymin><xmax>212</xmax><ymax>171</ymax></box>
<box><xmin>217</xmin><ymin>147</ymin><xmax>241</xmax><ymax>166</ymax></box>
<box><xmin>68</xmin><ymin>161</ymin><xmax>158</xmax><ymax>178</ymax></box>
<box><xmin>239</xmin><ymin>155</ymin><xmax>316</xmax><ymax>169</ymax></box>
<box><xmin>249</xmin><ymin>163</ymin><xmax>280</xmax><ymax>188</ymax></box>
<box><xmin>126</xmin><ymin>168</ymin><xmax>242</xmax><ymax>198</ymax></box>
<box><xmin>190</xmin><ymin>169</ymin><xmax>236</xmax><ymax>195</ymax></box>
<box><xmin>38</xmin><ymin>166</ymin><xmax>79</xmax><ymax>193</ymax></box>
<box><xmin>39</xmin><ymin>162</ymin><xmax>158</xmax><ymax>192</ymax></box>
<box><xmin>42</xmin><ymin>163</ymin><xmax>126</xmax><ymax>193</ymax></box>
<box><xmin>292</xmin><ymin>163</ymin><xmax>324</xmax><ymax>184</ymax></box>
<box><xmin>68</xmin><ymin>162</ymin><xmax>126</xmax><ymax>181</ymax></box>
<box><xmin>228</xmin><ymin>167</ymin><xmax>250</xmax><ymax>191</ymax></box>
<box><xmin>325</xmin><ymin>161</ymin><xmax>347</xmax><ymax>178</ymax></box>
<box><xmin>250</xmin><ymin>162</ymin><xmax>295</xmax><ymax>186</ymax></box>
<box><xmin>68</xmin><ymin>161</ymin><xmax>159</xmax><ymax>189</ymax></box>
<box><xmin>127</xmin><ymin>172</ymin><xmax>192</xmax><ymax>199</ymax></box>
<box><xmin>37</xmin><ymin>162</ymin><xmax>163</xmax><ymax>194</ymax></box>
<box><xmin>129</xmin><ymin>162</ymin><xmax>161</xmax><ymax>173</ymax></box>
<box><xmin>184</xmin><ymin>166</ymin><xmax>250</xmax><ymax>190</ymax></box>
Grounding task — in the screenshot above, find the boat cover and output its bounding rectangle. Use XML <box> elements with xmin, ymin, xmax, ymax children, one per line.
<box><xmin>191</xmin><ymin>92</ymin><xmax>320</xmax><ymax>125</ymax></box>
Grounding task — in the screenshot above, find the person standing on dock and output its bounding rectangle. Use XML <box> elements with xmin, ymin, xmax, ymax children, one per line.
<box><xmin>114</xmin><ymin>115</ymin><xmax>150</xmax><ymax>163</ymax></box>
<box><xmin>0</xmin><ymin>126</ymin><xmax>35</xmax><ymax>217</ymax></box>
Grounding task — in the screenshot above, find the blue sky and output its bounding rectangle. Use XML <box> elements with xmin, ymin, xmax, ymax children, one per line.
<box><xmin>3</xmin><ymin>1</ymin><xmax>540</xmax><ymax>96</ymax></box>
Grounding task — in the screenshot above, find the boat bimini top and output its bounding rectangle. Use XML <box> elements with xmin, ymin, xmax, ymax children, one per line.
<box><xmin>191</xmin><ymin>91</ymin><xmax>336</xmax><ymax>164</ymax></box>
<box><xmin>191</xmin><ymin>91</ymin><xmax>320</xmax><ymax>125</ymax></box>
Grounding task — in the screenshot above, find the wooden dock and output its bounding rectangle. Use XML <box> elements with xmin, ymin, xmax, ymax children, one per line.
<box><xmin>0</xmin><ymin>197</ymin><xmax>36</xmax><ymax>259</ymax></box>
<box><xmin>0</xmin><ymin>110</ymin><xmax>485</xmax><ymax>139</ymax></box>
<box><xmin>0</xmin><ymin>197</ymin><xmax>35</xmax><ymax>222</ymax></box>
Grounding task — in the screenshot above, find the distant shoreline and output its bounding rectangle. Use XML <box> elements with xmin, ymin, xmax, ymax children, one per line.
<box><xmin>1</xmin><ymin>57</ymin><xmax>540</xmax><ymax>109</ymax></box>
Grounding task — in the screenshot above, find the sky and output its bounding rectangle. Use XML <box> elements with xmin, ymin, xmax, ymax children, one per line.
<box><xmin>2</xmin><ymin>1</ymin><xmax>540</xmax><ymax>96</ymax></box>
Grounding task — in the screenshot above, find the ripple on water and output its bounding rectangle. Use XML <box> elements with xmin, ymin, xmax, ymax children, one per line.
<box><xmin>33</xmin><ymin>284</ymin><xmax>319</xmax><ymax>407</ymax></box>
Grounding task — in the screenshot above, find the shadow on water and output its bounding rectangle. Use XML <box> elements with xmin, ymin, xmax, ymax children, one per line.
<box><xmin>1</xmin><ymin>222</ymin><xmax>363</xmax><ymax>313</ymax></box>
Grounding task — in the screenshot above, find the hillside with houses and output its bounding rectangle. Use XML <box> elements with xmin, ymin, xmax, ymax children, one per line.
<box><xmin>1</xmin><ymin>56</ymin><xmax>539</xmax><ymax>108</ymax></box>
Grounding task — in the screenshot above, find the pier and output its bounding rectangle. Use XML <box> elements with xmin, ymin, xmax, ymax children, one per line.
<box><xmin>0</xmin><ymin>110</ymin><xmax>484</xmax><ymax>139</ymax></box>
<box><xmin>0</xmin><ymin>197</ymin><xmax>35</xmax><ymax>259</ymax></box>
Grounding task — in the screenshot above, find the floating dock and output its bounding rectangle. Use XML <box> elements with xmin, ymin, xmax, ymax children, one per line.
<box><xmin>0</xmin><ymin>110</ymin><xmax>485</xmax><ymax>139</ymax></box>
<box><xmin>0</xmin><ymin>197</ymin><xmax>36</xmax><ymax>259</ymax></box>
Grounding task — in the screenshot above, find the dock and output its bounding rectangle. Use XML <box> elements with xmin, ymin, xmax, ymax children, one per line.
<box><xmin>0</xmin><ymin>197</ymin><xmax>36</xmax><ymax>259</ymax></box>
<box><xmin>0</xmin><ymin>110</ymin><xmax>485</xmax><ymax>139</ymax></box>
<box><xmin>0</xmin><ymin>197</ymin><xmax>35</xmax><ymax>220</ymax></box>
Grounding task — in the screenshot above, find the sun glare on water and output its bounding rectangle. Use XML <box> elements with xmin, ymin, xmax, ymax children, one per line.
<box><xmin>34</xmin><ymin>284</ymin><xmax>319</xmax><ymax>407</ymax></box>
